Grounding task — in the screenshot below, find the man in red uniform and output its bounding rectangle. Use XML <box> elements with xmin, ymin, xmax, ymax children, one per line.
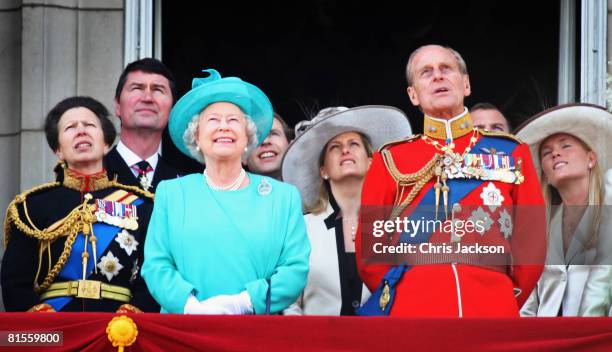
<box><xmin>356</xmin><ymin>45</ymin><xmax>546</xmax><ymax>317</ymax></box>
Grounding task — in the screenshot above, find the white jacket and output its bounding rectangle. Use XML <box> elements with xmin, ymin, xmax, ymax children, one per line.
<box><xmin>521</xmin><ymin>204</ymin><xmax>612</xmax><ymax>316</ymax></box>
<box><xmin>284</xmin><ymin>203</ymin><xmax>370</xmax><ymax>315</ymax></box>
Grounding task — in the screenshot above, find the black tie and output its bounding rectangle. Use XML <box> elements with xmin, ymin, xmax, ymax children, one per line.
<box><xmin>133</xmin><ymin>160</ymin><xmax>152</xmax><ymax>177</ymax></box>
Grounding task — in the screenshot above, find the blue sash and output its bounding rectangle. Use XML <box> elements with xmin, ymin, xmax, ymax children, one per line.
<box><xmin>357</xmin><ymin>135</ymin><xmax>518</xmax><ymax>316</ymax></box>
<box><xmin>44</xmin><ymin>196</ymin><xmax>143</xmax><ymax>311</ymax></box>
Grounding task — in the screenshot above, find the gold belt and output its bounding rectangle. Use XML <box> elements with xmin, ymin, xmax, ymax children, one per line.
<box><xmin>40</xmin><ymin>280</ymin><xmax>132</xmax><ymax>303</ymax></box>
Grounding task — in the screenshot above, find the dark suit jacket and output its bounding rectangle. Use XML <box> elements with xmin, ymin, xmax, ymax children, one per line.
<box><xmin>104</xmin><ymin>146</ymin><xmax>182</xmax><ymax>192</ymax></box>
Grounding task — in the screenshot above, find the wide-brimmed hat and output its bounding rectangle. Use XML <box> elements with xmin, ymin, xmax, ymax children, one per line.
<box><xmin>515</xmin><ymin>103</ymin><xmax>612</xmax><ymax>176</ymax></box>
<box><xmin>282</xmin><ymin>105</ymin><xmax>413</xmax><ymax>208</ymax></box>
<box><xmin>169</xmin><ymin>69</ymin><xmax>273</xmax><ymax>160</ymax></box>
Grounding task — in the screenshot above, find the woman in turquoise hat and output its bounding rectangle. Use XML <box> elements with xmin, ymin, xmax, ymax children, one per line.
<box><xmin>141</xmin><ymin>69</ymin><xmax>310</xmax><ymax>314</ymax></box>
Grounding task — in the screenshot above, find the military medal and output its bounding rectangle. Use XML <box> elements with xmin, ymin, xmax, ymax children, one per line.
<box><xmin>468</xmin><ymin>206</ymin><xmax>493</xmax><ymax>236</ymax></box>
<box><xmin>139</xmin><ymin>174</ymin><xmax>152</xmax><ymax>192</ymax></box>
<box><xmin>480</xmin><ymin>182</ymin><xmax>504</xmax><ymax>212</ymax></box>
<box><xmin>422</xmin><ymin>130</ymin><xmax>478</xmax><ymax>219</ymax></box>
<box><xmin>498</xmin><ymin>209</ymin><xmax>513</xmax><ymax>239</ymax></box>
<box><xmin>94</xmin><ymin>199</ymin><xmax>139</xmax><ymax>230</ymax></box>
<box><xmin>115</xmin><ymin>229</ymin><xmax>139</xmax><ymax>256</ymax></box>
<box><xmin>97</xmin><ymin>251</ymin><xmax>124</xmax><ymax>281</ymax></box>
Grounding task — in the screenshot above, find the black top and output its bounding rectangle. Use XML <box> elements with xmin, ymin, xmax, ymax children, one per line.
<box><xmin>1</xmin><ymin>170</ymin><xmax>159</xmax><ymax>312</ymax></box>
<box><xmin>104</xmin><ymin>146</ymin><xmax>182</xmax><ymax>192</ymax></box>
<box><xmin>323</xmin><ymin>195</ymin><xmax>364</xmax><ymax>316</ymax></box>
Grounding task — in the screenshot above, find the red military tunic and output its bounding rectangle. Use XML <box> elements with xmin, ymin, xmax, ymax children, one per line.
<box><xmin>356</xmin><ymin>111</ymin><xmax>546</xmax><ymax>317</ymax></box>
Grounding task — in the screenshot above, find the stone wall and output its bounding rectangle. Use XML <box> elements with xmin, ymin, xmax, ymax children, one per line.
<box><xmin>0</xmin><ymin>0</ymin><xmax>125</xmax><ymax>311</ymax></box>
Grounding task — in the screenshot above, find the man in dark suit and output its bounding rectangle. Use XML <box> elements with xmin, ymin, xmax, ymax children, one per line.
<box><xmin>105</xmin><ymin>58</ymin><xmax>181</xmax><ymax>192</ymax></box>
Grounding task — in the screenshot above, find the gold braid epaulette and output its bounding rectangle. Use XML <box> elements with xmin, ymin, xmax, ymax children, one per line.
<box><xmin>477</xmin><ymin>129</ymin><xmax>524</xmax><ymax>144</ymax></box>
<box><xmin>3</xmin><ymin>182</ymin><xmax>61</xmax><ymax>247</ymax></box>
<box><xmin>381</xmin><ymin>148</ymin><xmax>440</xmax><ymax>220</ymax></box>
<box><xmin>3</xmin><ymin>182</ymin><xmax>98</xmax><ymax>293</ymax></box>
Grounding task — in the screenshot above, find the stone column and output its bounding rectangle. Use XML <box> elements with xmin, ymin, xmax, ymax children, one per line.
<box><xmin>608</xmin><ymin>0</ymin><xmax>612</xmax><ymax>110</ymax></box>
<box><xmin>0</xmin><ymin>0</ymin><xmax>125</xmax><ymax>311</ymax></box>
<box><xmin>0</xmin><ymin>0</ymin><xmax>22</xmax><ymax>238</ymax></box>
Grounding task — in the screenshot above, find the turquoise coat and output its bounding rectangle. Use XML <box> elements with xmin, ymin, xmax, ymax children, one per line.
<box><xmin>142</xmin><ymin>173</ymin><xmax>310</xmax><ymax>314</ymax></box>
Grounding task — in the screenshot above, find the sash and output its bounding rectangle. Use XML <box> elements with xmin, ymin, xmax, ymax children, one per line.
<box><xmin>400</xmin><ymin>135</ymin><xmax>519</xmax><ymax>244</ymax></box>
<box><xmin>45</xmin><ymin>190</ymin><xmax>143</xmax><ymax>311</ymax></box>
<box><xmin>357</xmin><ymin>135</ymin><xmax>519</xmax><ymax>316</ymax></box>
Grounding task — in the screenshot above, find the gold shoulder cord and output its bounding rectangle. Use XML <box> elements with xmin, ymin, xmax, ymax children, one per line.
<box><xmin>381</xmin><ymin>149</ymin><xmax>439</xmax><ymax>221</ymax></box>
<box><xmin>4</xmin><ymin>182</ymin><xmax>99</xmax><ymax>293</ymax></box>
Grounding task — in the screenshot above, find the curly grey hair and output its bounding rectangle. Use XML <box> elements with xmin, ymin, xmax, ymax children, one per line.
<box><xmin>183</xmin><ymin>112</ymin><xmax>259</xmax><ymax>164</ymax></box>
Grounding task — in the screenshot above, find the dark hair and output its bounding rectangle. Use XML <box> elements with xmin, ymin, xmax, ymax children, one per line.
<box><xmin>45</xmin><ymin>96</ymin><xmax>117</xmax><ymax>151</ymax></box>
<box><xmin>470</xmin><ymin>102</ymin><xmax>499</xmax><ymax>112</ymax></box>
<box><xmin>274</xmin><ymin>112</ymin><xmax>295</xmax><ymax>141</ymax></box>
<box><xmin>114</xmin><ymin>58</ymin><xmax>177</xmax><ymax>103</ymax></box>
<box><xmin>469</xmin><ymin>102</ymin><xmax>511</xmax><ymax>130</ymax></box>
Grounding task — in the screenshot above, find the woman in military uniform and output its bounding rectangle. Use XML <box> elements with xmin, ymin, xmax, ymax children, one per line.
<box><xmin>2</xmin><ymin>96</ymin><xmax>158</xmax><ymax>312</ymax></box>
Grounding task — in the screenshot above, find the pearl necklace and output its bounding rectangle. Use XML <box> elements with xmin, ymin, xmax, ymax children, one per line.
<box><xmin>204</xmin><ymin>168</ymin><xmax>246</xmax><ymax>191</ymax></box>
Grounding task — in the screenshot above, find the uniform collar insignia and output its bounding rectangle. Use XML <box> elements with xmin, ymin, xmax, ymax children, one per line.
<box><xmin>424</xmin><ymin>107</ymin><xmax>473</xmax><ymax>141</ymax></box>
<box><xmin>63</xmin><ymin>168</ymin><xmax>110</xmax><ymax>192</ymax></box>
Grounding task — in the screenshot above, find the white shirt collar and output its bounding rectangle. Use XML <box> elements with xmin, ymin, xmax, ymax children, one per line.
<box><xmin>116</xmin><ymin>141</ymin><xmax>160</xmax><ymax>171</ymax></box>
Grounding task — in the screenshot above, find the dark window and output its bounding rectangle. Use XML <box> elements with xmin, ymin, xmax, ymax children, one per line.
<box><xmin>161</xmin><ymin>1</ymin><xmax>559</xmax><ymax>171</ymax></box>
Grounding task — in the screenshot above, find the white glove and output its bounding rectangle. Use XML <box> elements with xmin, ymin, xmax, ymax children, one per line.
<box><xmin>200</xmin><ymin>291</ymin><xmax>254</xmax><ymax>315</ymax></box>
<box><xmin>184</xmin><ymin>294</ymin><xmax>217</xmax><ymax>314</ymax></box>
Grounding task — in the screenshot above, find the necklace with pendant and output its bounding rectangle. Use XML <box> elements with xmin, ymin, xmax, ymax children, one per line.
<box><xmin>344</xmin><ymin>218</ymin><xmax>357</xmax><ymax>242</ymax></box>
<box><xmin>421</xmin><ymin>129</ymin><xmax>478</xmax><ymax>219</ymax></box>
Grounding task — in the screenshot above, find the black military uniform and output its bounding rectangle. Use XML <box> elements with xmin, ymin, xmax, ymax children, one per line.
<box><xmin>2</xmin><ymin>167</ymin><xmax>160</xmax><ymax>312</ymax></box>
<box><xmin>104</xmin><ymin>146</ymin><xmax>181</xmax><ymax>193</ymax></box>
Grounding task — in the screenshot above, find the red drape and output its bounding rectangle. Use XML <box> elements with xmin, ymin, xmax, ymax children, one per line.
<box><xmin>0</xmin><ymin>313</ymin><xmax>611</xmax><ymax>351</ymax></box>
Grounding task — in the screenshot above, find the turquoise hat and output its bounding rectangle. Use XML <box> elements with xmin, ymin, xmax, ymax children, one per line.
<box><xmin>169</xmin><ymin>69</ymin><xmax>273</xmax><ymax>160</ymax></box>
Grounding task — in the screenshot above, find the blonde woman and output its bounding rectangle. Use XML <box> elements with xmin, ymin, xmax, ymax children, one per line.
<box><xmin>517</xmin><ymin>104</ymin><xmax>612</xmax><ymax>316</ymax></box>
<box><xmin>282</xmin><ymin>106</ymin><xmax>412</xmax><ymax>315</ymax></box>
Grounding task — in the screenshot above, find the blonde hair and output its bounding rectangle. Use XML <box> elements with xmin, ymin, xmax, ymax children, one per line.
<box><xmin>305</xmin><ymin>132</ymin><xmax>374</xmax><ymax>214</ymax></box>
<box><xmin>540</xmin><ymin>138</ymin><xmax>603</xmax><ymax>250</ymax></box>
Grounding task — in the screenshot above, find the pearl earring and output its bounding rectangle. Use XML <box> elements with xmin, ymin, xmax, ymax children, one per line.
<box><xmin>196</xmin><ymin>145</ymin><xmax>200</xmax><ymax>152</ymax></box>
<box><xmin>323</xmin><ymin>175</ymin><xmax>329</xmax><ymax>180</ymax></box>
